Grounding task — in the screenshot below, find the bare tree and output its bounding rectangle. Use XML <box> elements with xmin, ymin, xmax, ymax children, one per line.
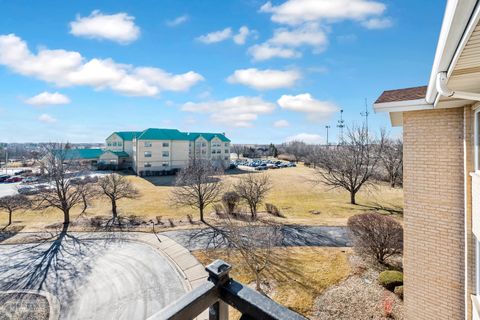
<box><xmin>348</xmin><ymin>213</ymin><xmax>403</xmax><ymax>265</ymax></box>
<box><xmin>35</xmin><ymin>143</ymin><xmax>90</xmax><ymax>226</ymax></box>
<box><xmin>171</xmin><ymin>159</ymin><xmax>223</xmax><ymax>223</ymax></box>
<box><xmin>234</xmin><ymin>173</ymin><xmax>271</xmax><ymax>220</ymax></box>
<box><xmin>285</xmin><ymin>140</ymin><xmax>308</xmax><ymax>163</ymax></box>
<box><xmin>194</xmin><ymin>216</ymin><xmax>282</xmax><ymax>292</ymax></box>
<box><xmin>231</xmin><ymin>144</ymin><xmax>243</xmax><ymax>160</ymax></box>
<box><xmin>98</xmin><ymin>173</ymin><xmax>139</xmax><ymax>223</ymax></box>
<box><xmin>74</xmin><ymin>178</ymin><xmax>99</xmax><ymax>214</ymax></box>
<box><xmin>0</xmin><ymin>195</ymin><xmax>31</xmax><ymax>228</ymax></box>
<box><xmin>380</xmin><ymin>137</ymin><xmax>403</xmax><ymax>188</ymax></box>
<box><xmin>315</xmin><ymin>126</ymin><xmax>385</xmax><ymax>205</ymax></box>
<box><xmin>221</xmin><ymin>191</ymin><xmax>240</xmax><ymax>216</ymax></box>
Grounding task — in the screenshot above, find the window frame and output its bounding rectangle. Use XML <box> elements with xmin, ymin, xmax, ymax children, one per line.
<box><xmin>144</xmin><ymin>151</ymin><xmax>152</xmax><ymax>158</ymax></box>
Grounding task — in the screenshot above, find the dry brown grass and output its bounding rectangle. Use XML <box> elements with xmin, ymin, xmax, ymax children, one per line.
<box><xmin>0</xmin><ymin>164</ymin><xmax>403</xmax><ymax>231</ymax></box>
<box><xmin>193</xmin><ymin>247</ymin><xmax>352</xmax><ymax>318</ymax></box>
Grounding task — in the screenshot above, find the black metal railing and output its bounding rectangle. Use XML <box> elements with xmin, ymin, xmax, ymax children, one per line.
<box><xmin>148</xmin><ymin>259</ymin><xmax>307</xmax><ymax>320</ymax></box>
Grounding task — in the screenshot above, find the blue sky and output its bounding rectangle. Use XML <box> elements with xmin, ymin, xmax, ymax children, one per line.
<box><xmin>0</xmin><ymin>0</ymin><xmax>445</xmax><ymax>144</ymax></box>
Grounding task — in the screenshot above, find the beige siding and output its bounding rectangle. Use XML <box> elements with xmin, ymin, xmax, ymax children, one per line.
<box><xmin>403</xmin><ymin>107</ymin><xmax>467</xmax><ymax>319</ymax></box>
<box><xmin>105</xmin><ymin>134</ymin><xmax>124</xmax><ymax>151</ymax></box>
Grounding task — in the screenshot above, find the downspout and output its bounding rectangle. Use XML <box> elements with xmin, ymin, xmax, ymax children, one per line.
<box><xmin>436</xmin><ymin>72</ymin><xmax>480</xmax><ymax>101</ymax></box>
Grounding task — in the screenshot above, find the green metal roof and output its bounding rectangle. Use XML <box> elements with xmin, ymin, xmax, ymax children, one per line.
<box><xmin>106</xmin><ymin>150</ymin><xmax>130</xmax><ymax>157</ymax></box>
<box><xmin>137</xmin><ymin>128</ymin><xmax>190</xmax><ymax>141</ymax></box>
<box><xmin>114</xmin><ymin>131</ymin><xmax>142</xmax><ymax>141</ymax></box>
<box><xmin>108</xmin><ymin>128</ymin><xmax>230</xmax><ymax>142</ymax></box>
<box><xmin>186</xmin><ymin>132</ymin><xmax>231</xmax><ymax>142</ymax></box>
<box><xmin>61</xmin><ymin>148</ymin><xmax>104</xmax><ymax>160</ymax></box>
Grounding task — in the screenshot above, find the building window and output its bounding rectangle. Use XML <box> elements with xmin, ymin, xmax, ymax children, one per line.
<box><xmin>144</xmin><ymin>162</ymin><xmax>152</xmax><ymax>168</ymax></box>
<box><xmin>112</xmin><ymin>142</ymin><xmax>117</xmax><ymax>146</ymax></box>
<box><xmin>162</xmin><ymin>151</ymin><xmax>169</xmax><ymax>157</ymax></box>
<box><xmin>202</xmin><ymin>150</ymin><xmax>206</xmax><ymax>155</ymax></box>
<box><xmin>225</xmin><ymin>143</ymin><xmax>229</xmax><ymax>147</ymax></box>
<box><xmin>225</xmin><ymin>156</ymin><xmax>229</xmax><ymax>160</ymax></box>
<box><xmin>225</xmin><ymin>149</ymin><xmax>228</xmax><ymax>154</ymax></box>
<box><xmin>144</xmin><ymin>141</ymin><xmax>152</xmax><ymax>147</ymax></box>
<box><xmin>118</xmin><ymin>142</ymin><xmax>123</xmax><ymax>146</ymax></box>
<box><xmin>212</xmin><ymin>150</ymin><xmax>216</xmax><ymax>154</ymax></box>
<box><xmin>202</xmin><ymin>142</ymin><xmax>206</xmax><ymax>147</ymax></box>
<box><xmin>107</xmin><ymin>142</ymin><xmax>112</xmax><ymax>146</ymax></box>
<box><xmin>144</xmin><ymin>151</ymin><xmax>152</xmax><ymax>158</ymax></box>
<box><xmin>162</xmin><ymin>142</ymin><xmax>169</xmax><ymax>147</ymax></box>
<box><xmin>162</xmin><ymin>162</ymin><xmax>169</xmax><ymax>167</ymax></box>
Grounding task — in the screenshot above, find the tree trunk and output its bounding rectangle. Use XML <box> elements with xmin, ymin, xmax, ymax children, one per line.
<box><xmin>7</xmin><ymin>210</ymin><xmax>12</xmax><ymax>226</ymax></box>
<box><xmin>82</xmin><ymin>194</ymin><xmax>88</xmax><ymax>213</ymax></box>
<box><xmin>112</xmin><ymin>199</ymin><xmax>117</xmax><ymax>219</ymax></box>
<box><xmin>199</xmin><ymin>206</ymin><xmax>205</xmax><ymax>223</ymax></box>
<box><xmin>350</xmin><ymin>191</ymin><xmax>356</xmax><ymax>205</ymax></box>
<box><xmin>255</xmin><ymin>273</ymin><xmax>261</xmax><ymax>292</ymax></box>
<box><xmin>63</xmin><ymin>209</ymin><xmax>70</xmax><ymax>226</ymax></box>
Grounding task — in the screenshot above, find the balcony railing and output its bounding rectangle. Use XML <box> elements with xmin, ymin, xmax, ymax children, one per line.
<box><xmin>148</xmin><ymin>259</ymin><xmax>307</xmax><ymax>320</ymax></box>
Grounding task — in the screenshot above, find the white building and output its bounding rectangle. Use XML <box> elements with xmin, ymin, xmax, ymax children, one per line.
<box><xmin>104</xmin><ymin>128</ymin><xmax>231</xmax><ymax>175</ymax></box>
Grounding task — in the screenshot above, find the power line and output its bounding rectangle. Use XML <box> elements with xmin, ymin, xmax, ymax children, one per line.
<box><xmin>325</xmin><ymin>125</ymin><xmax>330</xmax><ymax>145</ymax></box>
<box><xmin>360</xmin><ymin>98</ymin><xmax>370</xmax><ymax>135</ymax></box>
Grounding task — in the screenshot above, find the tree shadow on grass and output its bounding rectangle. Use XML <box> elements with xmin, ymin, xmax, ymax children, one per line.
<box><xmin>357</xmin><ymin>202</ymin><xmax>403</xmax><ymax>215</ymax></box>
<box><xmin>0</xmin><ymin>225</ymin><xmax>25</xmax><ymax>243</ymax></box>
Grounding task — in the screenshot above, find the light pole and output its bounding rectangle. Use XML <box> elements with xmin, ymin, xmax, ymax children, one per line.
<box><xmin>325</xmin><ymin>125</ymin><xmax>330</xmax><ymax>146</ymax></box>
<box><xmin>337</xmin><ymin>109</ymin><xmax>345</xmax><ymax>144</ymax></box>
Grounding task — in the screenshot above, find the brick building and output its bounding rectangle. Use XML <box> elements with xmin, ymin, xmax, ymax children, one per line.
<box><xmin>374</xmin><ymin>1</ymin><xmax>480</xmax><ymax>318</ymax></box>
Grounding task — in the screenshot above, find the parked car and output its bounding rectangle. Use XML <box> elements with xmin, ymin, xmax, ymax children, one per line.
<box><xmin>0</xmin><ymin>175</ymin><xmax>10</xmax><ymax>182</ymax></box>
<box><xmin>18</xmin><ymin>186</ymin><xmax>39</xmax><ymax>195</ymax></box>
<box><xmin>5</xmin><ymin>176</ymin><xmax>22</xmax><ymax>183</ymax></box>
<box><xmin>22</xmin><ymin>176</ymin><xmax>39</xmax><ymax>184</ymax></box>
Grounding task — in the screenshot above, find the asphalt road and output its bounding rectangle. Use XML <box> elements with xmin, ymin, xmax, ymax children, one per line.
<box><xmin>0</xmin><ymin>235</ymin><xmax>186</xmax><ymax>320</ymax></box>
<box><xmin>162</xmin><ymin>225</ymin><xmax>350</xmax><ymax>251</ymax></box>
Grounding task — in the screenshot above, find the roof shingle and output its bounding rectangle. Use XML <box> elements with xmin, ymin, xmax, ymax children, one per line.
<box><xmin>375</xmin><ymin>85</ymin><xmax>427</xmax><ymax>104</ymax></box>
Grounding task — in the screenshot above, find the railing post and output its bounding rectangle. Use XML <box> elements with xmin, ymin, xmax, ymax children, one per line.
<box><xmin>206</xmin><ymin>260</ymin><xmax>231</xmax><ymax>320</ymax></box>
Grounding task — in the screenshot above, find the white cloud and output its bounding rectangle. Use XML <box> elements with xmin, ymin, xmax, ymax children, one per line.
<box><xmin>233</xmin><ymin>26</ymin><xmax>250</xmax><ymax>45</ymax></box>
<box><xmin>227</xmin><ymin>68</ymin><xmax>300</xmax><ymax>90</ymax></box>
<box><xmin>70</xmin><ymin>10</ymin><xmax>140</xmax><ymax>44</ymax></box>
<box><xmin>197</xmin><ymin>28</ymin><xmax>233</xmax><ymax>44</ymax></box>
<box><xmin>248</xmin><ymin>43</ymin><xmax>300</xmax><ymax>61</ymax></box>
<box><xmin>277</xmin><ymin>93</ymin><xmax>337</xmax><ymax>121</ymax></box>
<box><xmin>260</xmin><ymin>0</ymin><xmax>386</xmax><ymax>25</ymax></box>
<box><xmin>181</xmin><ymin>96</ymin><xmax>275</xmax><ymax>127</ymax></box>
<box><xmin>274</xmin><ymin>120</ymin><xmax>290</xmax><ymax>128</ymax></box>
<box><xmin>286</xmin><ymin>133</ymin><xmax>324</xmax><ymax>144</ymax></box>
<box><xmin>198</xmin><ymin>26</ymin><xmax>255</xmax><ymax>45</ymax></box>
<box><xmin>25</xmin><ymin>92</ymin><xmax>71</xmax><ymax>106</ymax></box>
<box><xmin>269</xmin><ymin>23</ymin><xmax>328</xmax><ymax>48</ymax></box>
<box><xmin>361</xmin><ymin>17</ymin><xmax>393</xmax><ymax>29</ymax></box>
<box><xmin>38</xmin><ymin>113</ymin><xmax>57</xmax><ymax>123</ymax></box>
<box><xmin>166</xmin><ymin>15</ymin><xmax>189</xmax><ymax>27</ymax></box>
<box><xmin>248</xmin><ymin>23</ymin><xmax>326</xmax><ymax>61</ymax></box>
<box><xmin>0</xmin><ymin>34</ymin><xmax>204</xmax><ymax>97</ymax></box>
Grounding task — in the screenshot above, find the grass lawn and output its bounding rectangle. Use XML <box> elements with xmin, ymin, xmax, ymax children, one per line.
<box><xmin>193</xmin><ymin>247</ymin><xmax>352</xmax><ymax>318</ymax></box>
<box><xmin>0</xmin><ymin>164</ymin><xmax>403</xmax><ymax>231</ymax></box>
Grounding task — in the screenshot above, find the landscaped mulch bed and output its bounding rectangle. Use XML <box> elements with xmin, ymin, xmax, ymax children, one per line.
<box><xmin>313</xmin><ymin>256</ymin><xmax>404</xmax><ymax>320</ymax></box>
<box><xmin>0</xmin><ymin>292</ymin><xmax>50</xmax><ymax>320</ymax></box>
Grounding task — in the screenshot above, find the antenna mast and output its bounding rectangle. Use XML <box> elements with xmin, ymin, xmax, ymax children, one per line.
<box><xmin>337</xmin><ymin>109</ymin><xmax>345</xmax><ymax>144</ymax></box>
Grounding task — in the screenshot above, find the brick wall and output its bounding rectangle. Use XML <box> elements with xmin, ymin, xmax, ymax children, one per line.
<box><xmin>403</xmin><ymin>107</ymin><xmax>466</xmax><ymax>319</ymax></box>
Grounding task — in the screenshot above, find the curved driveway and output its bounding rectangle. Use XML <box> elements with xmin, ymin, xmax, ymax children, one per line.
<box><xmin>0</xmin><ymin>237</ymin><xmax>186</xmax><ymax>320</ymax></box>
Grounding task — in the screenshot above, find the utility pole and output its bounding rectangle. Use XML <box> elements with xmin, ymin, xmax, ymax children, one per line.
<box><xmin>337</xmin><ymin>109</ymin><xmax>345</xmax><ymax>144</ymax></box>
<box><xmin>325</xmin><ymin>125</ymin><xmax>330</xmax><ymax>146</ymax></box>
<box><xmin>360</xmin><ymin>98</ymin><xmax>370</xmax><ymax>136</ymax></box>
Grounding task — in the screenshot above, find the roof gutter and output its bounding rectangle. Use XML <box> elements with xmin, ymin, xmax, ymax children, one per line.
<box><xmin>436</xmin><ymin>72</ymin><xmax>480</xmax><ymax>101</ymax></box>
<box><xmin>426</xmin><ymin>0</ymin><xmax>478</xmax><ymax>104</ymax></box>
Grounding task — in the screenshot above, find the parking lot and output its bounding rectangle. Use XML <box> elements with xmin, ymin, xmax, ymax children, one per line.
<box><xmin>233</xmin><ymin>158</ymin><xmax>296</xmax><ymax>171</ymax></box>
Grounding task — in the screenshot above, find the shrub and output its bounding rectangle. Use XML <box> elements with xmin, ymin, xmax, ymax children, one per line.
<box><xmin>347</xmin><ymin>213</ymin><xmax>403</xmax><ymax>264</ymax></box>
<box><xmin>222</xmin><ymin>191</ymin><xmax>240</xmax><ymax>216</ymax></box>
<box><xmin>168</xmin><ymin>218</ymin><xmax>175</xmax><ymax>227</ymax></box>
<box><xmin>155</xmin><ymin>216</ymin><xmax>163</xmax><ymax>225</ymax></box>
<box><xmin>265</xmin><ymin>203</ymin><xmax>284</xmax><ymax>217</ymax></box>
<box><xmin>187</xmin><ymin>214</ymin><xmax>194</xmax><ymax>224</ymax></box>
<box><xmin>394</xmin><ymin>285</ymin><xmax>403</xmax><ymax>300</ymax></box>
<box><xmin>213</xmin><ymin>204</ymin><xmax>224</xmax><ymax>216</ymax></box>
<box><xmin>378</xmin><ymin>270</ymin><xmax>403</xmax><ymax>291</ymax></box>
